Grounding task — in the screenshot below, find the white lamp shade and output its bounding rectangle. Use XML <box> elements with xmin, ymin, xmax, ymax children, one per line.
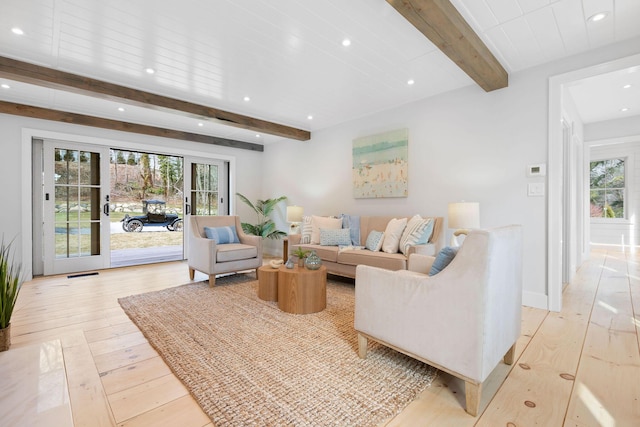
<box><xmin>448</xmin><ymin>202</ymin><xmax>480</xmax><ymax>230</ymax></box>
<box><xmin>286</xmin><ymin>205</ymin><xmax>304</xmax><ymax>223</ymax></box>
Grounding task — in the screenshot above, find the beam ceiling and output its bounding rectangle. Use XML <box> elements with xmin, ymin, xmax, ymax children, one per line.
<box><xmin>0</xmin><ymin>56</ymin><xmax>310</xmax><ymax>141</ymax></box>
<box><xmin>0</xmin><ymin>101</ymin><xmax>264</xmax><ymax>152</ymax></box>
<box><xmin>387</xmin><ymin>0</ymin><xmax>508</xmax><ymax>92</ymax></box>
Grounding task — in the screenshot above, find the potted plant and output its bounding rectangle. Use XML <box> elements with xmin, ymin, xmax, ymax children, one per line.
<box><xmin>292</xmin><ymin>247</ymin><xmax>309</xmax><ymax>267</ymax></box>
<box><xmin>236</xmin><ymin>193</ymin><xmax>288</xmax><ymax>240</ymax></box>
<box><xmin>1</xmin><ymin>238</ymin><xmax>24</xmax><ymax>352</ymax></box>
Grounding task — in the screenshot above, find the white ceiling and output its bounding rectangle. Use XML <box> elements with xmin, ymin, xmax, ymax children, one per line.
<box><xmin>0</xmin><ymin>0</ymin><xmax>639</xmax><ymax>145</ymax></box>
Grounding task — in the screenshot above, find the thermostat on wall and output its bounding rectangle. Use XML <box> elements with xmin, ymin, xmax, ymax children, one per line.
<box><xmin>527</xmin><ymin>164</ymin><xmax>546</xmax><ymax>177</ymax></box>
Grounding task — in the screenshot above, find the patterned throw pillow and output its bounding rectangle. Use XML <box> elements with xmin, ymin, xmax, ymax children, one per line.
<box><xmin>320</xmin><ymin>228</ymin><xmax>352</xmax><ymax>246</ymax></box>
<box><xmin>428</xmin><ymin>246</ymin><xmax>458</xmax><ymax>275</ymax></box>
<box><xmin>381</xmin><ymin>217</ymin><xmax>408</xmax><ymax>254</ymax></box>
<box><xmin>365</xmin><ymin>230</ymin><xmax>385</xmax><ymax>252</ymax></box>
<box><xmin>300</xmin><ymin>215</ymin><xmax>313</xmax><ymax>244</ymax></box>
<box><xmin>399</xmin><ymin>215</ymin><xmax>435</xmax><ymax>255</ymax></box>
<box><xmin>204</xmin><ymin>226</ymin><xmax>240</xmax><ymax>244</ymax></box>
<box><xmin>311</xmin><ymin>215</ymin><xmax>343</xmax><ymax>244</ymax></box>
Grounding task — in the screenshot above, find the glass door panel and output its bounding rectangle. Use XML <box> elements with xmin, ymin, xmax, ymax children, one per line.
<box><xmin>44</xmin><ymin>141</ymin><xmax>110</xmax><ymax>274</ymax></box>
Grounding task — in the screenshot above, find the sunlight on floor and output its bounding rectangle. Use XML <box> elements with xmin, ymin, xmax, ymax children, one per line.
<box><xmin>576</xmin><ymin>382</ymin><xmax>615</xmax><ymax>427</ymax></box>
<box><xmin>597</xmin><ymin>300</ymin><xmax>619</xmax><ymax>314</ymax></box>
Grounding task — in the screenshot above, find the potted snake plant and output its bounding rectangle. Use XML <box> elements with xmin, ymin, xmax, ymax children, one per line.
<box><xmin>0</xmin><ymin>238</ymin><xmax>23</xmax><ymax>352</ymax></box>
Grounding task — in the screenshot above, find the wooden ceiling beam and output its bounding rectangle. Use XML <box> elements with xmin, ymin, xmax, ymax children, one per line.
<box><xmin>0</xmin><ymin>56</ymin><xmax>310</xmax><ymax>141</ymax></box>
<box><xmin>0</xmin><ymin>101</ymin><xmax>264</xmax><ymax>152</ymax></box>
<box><xmin>386</xmin><ymin>0</ymin><xmax>508</xmax><ymax>92</ymax></box>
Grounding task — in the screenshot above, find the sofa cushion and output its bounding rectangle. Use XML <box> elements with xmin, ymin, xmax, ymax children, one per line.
<box><xmin>365</xmin><ymin>230</ymin><xmax>385</xmax><ymax>251</ymax></box>
<box><xmin>399</xmin><ymin>215</ymin><xmax>435</xmax><ymax>255</ymax></box>
<box><xmin>216</xmin><ymin>243</ymin><xmax>257</xmax><ymax>262</ymax></box>
<box><xmin>204</xmin><ymin>225</ymin><xmax>240</xmax><ymax>244</ymax></box>
<box><xmin>320</xmin><ymin>228</ymin><xmax>352</xmax><ymax>246</ymax></box>
<box><xmin>311</xmin><ymin>215</ymin><xmax>342</xmax><ymax>244</ymax></box>
<box><xmin>382</xmin><ymin>217</ymin><xmax>407</xmax><ymax>254</ymax></box>
<box><xmin>428</xmin><ymin>246</ymin><xmax>459</xmax><ymax>275</ymax></box>
<box><xmin>338</xmin><ymin>249</ymin><xmax>407</xmax><ymax>271</ymax></box>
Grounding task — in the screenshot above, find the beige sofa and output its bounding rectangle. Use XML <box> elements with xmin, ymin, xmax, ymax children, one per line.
<box><xmin>288</xmin><ymin>215</ymin><xmax>443</xmax><ymax>278</ymax></box>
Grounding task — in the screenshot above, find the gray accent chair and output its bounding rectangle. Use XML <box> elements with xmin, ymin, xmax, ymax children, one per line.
<box><xmin>355</xmin><ymin>225</ymin><xmax>523</xmax><ymax>416</ymax></box>
<box><xmin>187</xmin><ymin>215</ymin><xmax>262</xmax><ymax>287</ymax></box>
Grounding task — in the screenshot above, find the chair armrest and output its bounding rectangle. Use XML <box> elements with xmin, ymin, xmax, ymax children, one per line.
<box><xmin>188</xmin><ymin>235</ymin><xmax>218</xmax><ymax>272</ymax></box>
<box><xmin>408</xmin><ymin>254</ymin><xmax>435</xmax><ymax>274</ymax></box>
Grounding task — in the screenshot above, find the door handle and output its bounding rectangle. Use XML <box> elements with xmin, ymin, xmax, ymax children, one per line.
<box><xmin>103</xmin><ymin>203</ymin><xmax>110</xmax><ymax>216</ymax></box>
<box><xmin>185</xmin><ymin>204</ymin><xmax>191</xmax><ymax>215</ymax></box>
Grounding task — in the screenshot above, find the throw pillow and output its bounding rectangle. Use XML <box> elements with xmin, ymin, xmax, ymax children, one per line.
<box><xmin>365</xmin><ymin>230</ymin><xmax>385</xmax><ymax>252</ymax></box>
<box><xmin>381</xmin><ymin>217</ymin><xmax>408</xmax><ymax>253</ymax></box>
<box><xmin>399</xmin><ymin>215</ymin><xmax>435</xmax><ymax>255</ymax></box>
<box><xmin>341</xmin><ymin>214</ymin><xmax>361</xmax><ymax>246</ymax></box>
<box><xmin>311</xmin><ymin>215</ymin><xmax>343</xmax><ymax>244</ymax></box>
<box><xmin>320</xmin><ymin>228</ymin><xmax>352</xmax><ymax>246</ymax></box>
<box><xmin>204</xmin><ymin>225</ymin><xmax>240</xmax><ymax>244</ymax></box>
<box><xmin>300</xmin><ymin>215</ymin><xmax>313</xmax><ymax>244</ymax></box>
<box><xmin>429</xmin><ymin>246</ymin><xmax>459</xmax><ymax>276</ymax></box>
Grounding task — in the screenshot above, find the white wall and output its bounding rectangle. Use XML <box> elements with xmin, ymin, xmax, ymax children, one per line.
<box><xmin>263</xmin><ymin>37</ymin><xmax>640</xmax><ymax>309</ymax></box>
<box><xmin>0</xmin><ymin>114</ymin><xmax>264</xmax><ymax>276</ymax></box>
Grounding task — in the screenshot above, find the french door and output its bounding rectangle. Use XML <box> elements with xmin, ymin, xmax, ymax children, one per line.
<box><xmin>183</xmin><ymin>158</ymin><xmax>227</xmax><ymax>257</ymax></box>
<box><xmin>43</xmin><ymin>140</ymin><xmax>111</xmax><ymax>274</ymax></box>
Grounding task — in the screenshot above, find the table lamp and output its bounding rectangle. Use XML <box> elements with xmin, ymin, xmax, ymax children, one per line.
<box><xmin>286</xmin><ymin>205</ymin><xmax>304</xmax><ymax>234</ymax></box>
<box><xmin>447</xmin><ymin>202</ymin><xmax>480</xmax><ymax>246</ymax></box>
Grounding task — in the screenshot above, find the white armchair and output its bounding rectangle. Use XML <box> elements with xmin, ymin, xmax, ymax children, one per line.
<box><xmin>188</xmin><ymin>216</ymin><xmax>263</xmax><ymax>287</ymax></box>
<box><xmin>355</xmin><ymin>225</ymin><xmax>522</xmax><ymax>416</ymax></box>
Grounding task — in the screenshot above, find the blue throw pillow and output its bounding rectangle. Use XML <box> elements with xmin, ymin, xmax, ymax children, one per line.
<box><xmin>320</xmin><ymin>228</ymin><xmax>352</xmax><ymax>246</ymax></box>
<box><xmin>204</xmin><ymin>226</ymin><xmax>240</xmax><ymax>244</ymax></box>
<box><xmin>428</xmin><ymin>246</ymin><xmax>459</xmax><ymax>276</ymax></box>
<box><xmin>365</xmin><ymin>230</ymin><xmax>384</xmax><ymax>252</ymax></box>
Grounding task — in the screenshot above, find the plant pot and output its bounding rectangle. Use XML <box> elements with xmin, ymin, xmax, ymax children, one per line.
<box><xmin>0</xmin><ymin>324</ymin><xmax>10</xmax><ymax>352</ymax></box>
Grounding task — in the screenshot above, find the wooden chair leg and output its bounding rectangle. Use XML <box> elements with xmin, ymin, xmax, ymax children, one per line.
<box><xmin>208</xmin><ymin>274</ymin><xmax>216</xmax><ymax>287</ymax></box>
<box><xmin>189</xmin><ymin>267</ymin><xmax>195</xmax><ymax>280</ymax></box>
<box><xmin>465</xmin><ymin>381</ymin><xmax>481</xmax><ymax>417</ymax></box>
<box><xmin>357</xmin><ymin>333</ymin><xmax>368</xmax><ymax>359</ymax></box>
<box><xmin>504</xmin><ymin>343</ymin><xmax>516</xmax><ymax>365</ymax></box>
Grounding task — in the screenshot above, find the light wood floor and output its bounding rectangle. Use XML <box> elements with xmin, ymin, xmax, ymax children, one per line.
<box><xmin>3</xmin><ymin>246</ymin><xmax>639</xmax><ymax>426</ymax></box>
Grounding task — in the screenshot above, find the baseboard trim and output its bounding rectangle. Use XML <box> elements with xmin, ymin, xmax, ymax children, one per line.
<box><xmin>522</xmin><ymin>291</ymin><xmax>549</xmax><ymax>310</ymax></box>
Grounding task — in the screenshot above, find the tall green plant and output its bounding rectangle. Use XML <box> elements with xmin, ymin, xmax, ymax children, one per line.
<box><xmin>236</xmin><ymin>193</ymin><xmax>287</xmax><ymax>239</ymax></box>
<box><xmin>0</xmin><ymin>239</ymin><xmax>23</xmax><ymax>329</ymax></box>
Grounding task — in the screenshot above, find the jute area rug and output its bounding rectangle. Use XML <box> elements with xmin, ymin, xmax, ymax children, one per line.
<box><xmin>118</xmin><ymin>273</ymin><xmax>437</xmax><ymax>426</ymax></box>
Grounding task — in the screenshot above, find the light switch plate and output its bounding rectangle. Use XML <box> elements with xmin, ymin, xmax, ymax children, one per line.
<box><xmin>528</xmin><ymin>183</ymin><xmax>545</xmax><ymax>196</ymax></box>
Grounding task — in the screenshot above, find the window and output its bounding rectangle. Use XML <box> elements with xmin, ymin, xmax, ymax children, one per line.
<box><xmin>590</xmin><ymin>158</ymin><xmax>625</xmax><ymax>218</ymax></box>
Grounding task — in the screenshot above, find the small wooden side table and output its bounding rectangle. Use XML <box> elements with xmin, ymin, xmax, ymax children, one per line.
<box><xmin>257</xmin><ymin>265</ymin><xmax>279</xmax><ymax>301</ymax></box>
<box><xmin>278</xmin><ymin>265</ymin><xmax>326</xmax><ymax>314</ymax></box>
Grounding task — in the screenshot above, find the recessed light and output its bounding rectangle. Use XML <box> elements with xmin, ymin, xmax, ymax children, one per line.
<box><xmin>243</xmin><ymin>96</ymin><xmax>250</xmax><ymax>102</ymax></box>
<box><xmin>623</xmin><ymin>84</ymin><xmax>632</xmax><ymax>89</ymax></box>
<box><xmin>255</xmin><ymin>134</ymin><xmax>261</xmax><ymax>138</ymax></box>
<box><xmin>307</xmin><ymin>115</ymin><xmax>313</xmax><ymax>120</ymax></box>
<box><xmin>621</xmin><ymin>107</ymin><xmax>630</xmax><ymax>112</ymax></box>
<box><xmin>11</xmin><ymin>27</ymin><xmax>24</xmax><ymax>35</ymax></box>
<box><xmin>587</xmin><ymin>12</ymin><xmax>608</xmax><ymax>22</ymax></box>
<box><xmin>118</xmin><ymin>107</ymin><xmax>125</xmax><ymax>112</ymax></box>
<box><xmin>342</xmin><ymin>39</ymin><xmax>351</xmax><ymax>47</ymax></box>
<box><xmin>198</xmin><ymin>122</ymin><xmax>204</xmax><ymax>127</ymax></box>
<box><xmin>1</xmin><ymin>84</ymin><xmax>9</xmax><ymax>89</ymax></box>
<box><xmin>407</xmin><ymin>79</ymin><xmax>415</xmax><ymax>85</ymax></box>
<box><xmin>145</xmin><ymin>68</ymin><xmax>155</xmax><ymax>74</ymax></box>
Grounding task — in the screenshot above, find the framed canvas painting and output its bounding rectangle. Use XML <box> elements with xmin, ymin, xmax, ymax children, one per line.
<box><xmin>352</xmin><ymin>128</ymin><xmax>408</xmax><ymax>198</ymax></box>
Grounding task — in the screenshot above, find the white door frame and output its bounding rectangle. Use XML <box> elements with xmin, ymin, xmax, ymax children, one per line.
<box><xmin>21</xmin><ymin>128</ymin><xmax>236</xmax><ymax>279</ymax></box>
<box><xmin>548</xmin><ymin>53</ymin><xmax>640</xmax><ymax>312</ymax></box>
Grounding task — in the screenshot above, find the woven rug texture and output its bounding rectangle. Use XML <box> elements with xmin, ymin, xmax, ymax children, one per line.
<box><xmin>118</xmin><ymin>273</ymin><xmax>437</xmax><ymax>426</ymax></box>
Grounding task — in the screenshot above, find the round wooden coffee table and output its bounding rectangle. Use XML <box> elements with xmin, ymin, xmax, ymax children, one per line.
<box><xmin>257</xmin><ymin>265</ymin><xmax>279</xmax><ymax>301</ymax></box>
<box><xmin>277</xmin><ymin>265</ymin><xmax>326</xmax><ymax>314</ymax></box>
